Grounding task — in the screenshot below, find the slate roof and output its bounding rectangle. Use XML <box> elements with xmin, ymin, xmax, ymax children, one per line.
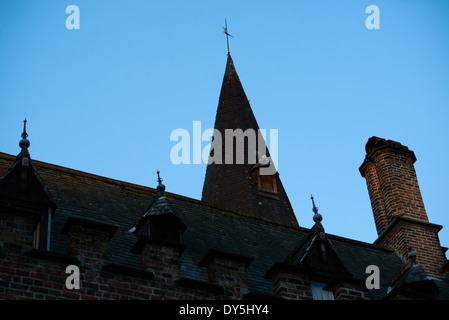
<box><xmin>1</xmin><ymin>151</ymin><xmax>448</xmax><ymax>299</ymax></box>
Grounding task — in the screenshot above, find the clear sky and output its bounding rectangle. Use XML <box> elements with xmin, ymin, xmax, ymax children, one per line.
<box><xmin>1</xmin><ymin>0</ymin><xmax>448</xmax><ymax>251</ymax></box>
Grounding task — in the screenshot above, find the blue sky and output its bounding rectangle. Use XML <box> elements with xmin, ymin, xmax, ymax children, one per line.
<box><xmin>1</xmin><ymin>0</ymin><xmax>448</xmax><ymax>252</ymax></box>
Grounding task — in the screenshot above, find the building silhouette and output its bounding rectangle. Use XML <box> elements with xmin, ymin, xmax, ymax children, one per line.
<box><xmin>0</xmin><ymin>53</ymin><xmax>448</xmax><ymax>300</ymax></box>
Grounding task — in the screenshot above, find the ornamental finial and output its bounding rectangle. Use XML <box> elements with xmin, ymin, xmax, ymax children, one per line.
<box><xmin>311</xmin><ymin>194</ymin><xmax>323</xmax><ymax>223</ymax></box>
<box><xmin>156</xmin><ymin>170</ymin><xmax>165</xmax><ymax>196</ymax></box>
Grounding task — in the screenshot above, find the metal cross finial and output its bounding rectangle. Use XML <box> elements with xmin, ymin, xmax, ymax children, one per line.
<box><xmin>22</xmin><ymin>119</ymin><xmax>28</xmax><ymax>139</ymax></box>
<box><xmin>311</xmin><ymin>194</ymin><xmax>323</xmax><ymax>223</ymax></box>
<box><xmin>223</xmin><ymin>19</ymin><xmax>233</xmax><ymax>55</ymax></box>
<box><xmin>157</xmin><ymin>170</ymin><xmax>163</xmax><ymax>185</ymax></box>
<box><xmin>156</xmin><ymin>170</ymin><xmax>166</xmax><ymax>196</ymax></box>
<box><xmin>311</xmin><ymin>194</ymin><xmax>319</xmax><ymax>214</ymax></box>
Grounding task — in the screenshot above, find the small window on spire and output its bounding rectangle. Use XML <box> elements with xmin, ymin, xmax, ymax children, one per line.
<box><xmin>258</xmin><ymin>174</ymin><xmax>277</xmax><ymax>194</ymax></box>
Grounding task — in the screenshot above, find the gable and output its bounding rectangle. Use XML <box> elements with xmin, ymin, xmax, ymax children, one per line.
<box><xmin>0</xmin><ymin>159</ymin><xmax>55</xmax><ymax>212</ymax></box>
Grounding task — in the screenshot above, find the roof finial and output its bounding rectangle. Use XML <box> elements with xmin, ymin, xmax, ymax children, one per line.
<box><xmin>19</xmin><ymin>119</ymin><xmax>30</xmax><ymax>153</ymax></box>
<box><xmin>157</xmin><ymin>170</ymin><xmax>163</xmax><ymax>185</ymax></box>
<box><xmin>156</xmin><ymin>170</ymin><xmax>165</xmax><ymax>197</ymax></box>
<box><xmin>21</xmin><ymin>119</ymin><xmax>28</xmax><ymax>140</ymax></box>
<box><xmin>311</xmin><ymin>194</ymin><xmax>322</xmax><ymax>223</ymax></box>
<box><xmin>223</xmin><ymin>19</ymin><xmax>233</xmax><ymax>55</ymax></box>
<box><xmin>407</xmin><ymin>241</ymin><xmax>417</xmax><ymax>264</ymax></box>
<box><xmin>16</xmin><ymin>118</ymin><xmax>31</xmax><ymax>166</ymax></box>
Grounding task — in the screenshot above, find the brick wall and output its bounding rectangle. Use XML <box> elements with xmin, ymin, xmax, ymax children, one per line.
<box><xmin>206</xmin><ymin>255</ymin><xmax>249</xmax><ymax>299</ymax></box>
<box><xmin>333</xmin><ymin>283</ymin><xmax>369</xmax><ymax>300</ymax></box>
<box><xmin>360</xmin><ymin>145</ymin><xmax>428</xmax><ymax>231</ymax></box>
<box><xmin>0</xmin><ymin>212</ymin><xmax>34</xmax><ymax>249</ymax></box>
<box><xmin>141</xmin><ymin>243</ymin><xmax>180</xmax><ymax>285</ymax></box>
<box><xmin>360</xmin><ymin>160</ymin><xmax>388</xmax><ymax>235</ymax></box>
<box><xmin>0</xmin><ymin>212</ymin><xmax>225</xmax><ymax>300</ymax></box>
<box><xmin>272</xmin><ymin>270</ymin><xmax>313</xmax><ymax>300</ymax></box>
<box><xmin>375</xmin><ymin>217</ymin><xmax>446</xmax><ymax>277</ymax></box>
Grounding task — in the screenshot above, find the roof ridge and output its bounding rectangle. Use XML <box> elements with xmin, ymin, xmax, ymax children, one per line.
<box><xmin>0</xmin><ymin>151</ymin><xmax>158</xmax><ymax>195</ymax></box>
<box><xmin>325</xmin><ymin>232</ymin><xmax>395</xmax><ymax>253</ymax></box>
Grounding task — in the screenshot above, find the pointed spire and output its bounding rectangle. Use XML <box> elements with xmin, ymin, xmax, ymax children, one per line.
<box><xmin>311</xmin><ymin>194</ymin><xmax>322</xmax><ymax>223</ymax></box>
<box><xmin>201</xmin><ymin>53</ymin><xmax>298</xmax><ymax>228</ymax></box>
<box><xmin>156</xmin><ymin>170</ymin><xmax>165</xmax><ymax>197</ymax></box>
<box><xmin>223</xmin><ymin>53</ymin><xmax>239</xmax><ymax>81</ymax></box>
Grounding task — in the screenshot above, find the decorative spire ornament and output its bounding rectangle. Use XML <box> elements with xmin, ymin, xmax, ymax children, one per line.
<box><xmin>18</xmin><ymin>119</ymin><xmax>30</xmax><ymax>165</ymax></box>
<box><xmin>311</xmin><ymin>194</ymin><xmax>322</xmax><ymax>223</ymax></box>
<box><xmin>223</xmin><ymin>19</ymin><xmax>233</xmax><ymax>55</ymax></box>
<box><xmin>156</xmin><ymin>170</ymin><xmax>165</xmax><ymax>197</ymax></box>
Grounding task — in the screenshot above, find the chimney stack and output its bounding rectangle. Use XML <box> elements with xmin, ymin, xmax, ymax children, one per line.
<box><xmin>359</xmin><ymin>137</ymin><xmax>447</xmax><ymax>278</ymax></box>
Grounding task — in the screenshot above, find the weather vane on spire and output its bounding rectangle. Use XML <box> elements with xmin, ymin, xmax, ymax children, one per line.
<box><xmin>223</xmin><ymin>19</ymin><xmax>233</xmax><ymax>55</ymax></box>
<box><xmin>311</xmin><ymin>194</ymin><xmax>319</xmax><ymax>215</ymax></box>
<box><xmin>156</xmin><ymin>170</ymin><xmax>165</xmax><ymax>196</ymax></box>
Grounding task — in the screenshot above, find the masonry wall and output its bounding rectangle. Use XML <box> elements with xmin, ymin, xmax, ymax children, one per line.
<box><xmin>0</xmin><ymin>213</ymin><xmax>226</xmax><ymax>300</ymax></box>
<box><xmin>333</xmin><ymin>283</ymin><xmax>370</xmax><ymax>300</ymax></box>
<box><xmin>206</xmin><ymin>255</ymin><xmax>249</xmax><ymax>299</ymax></box>
<box><xmin>271</xmin><ymin>269</ymin><xmax>370</xmax><ymax>301</ymax></box>
<box><xmin>0</xmin><ymin>212</ymin><xmax>34</xmax><ymax>250</ymax></box>
<box><xmin>0</xmin><ymin>210</ymin><xmax>375</xmax><ymax>300</ymax></box>
<box><xmin>375</xmin><ymin>218</ymin><xmax>446</xmax><ymax>278</ymax></box>
<box><xmin>2</xmin><ymin>208</ymin><xmax>443</xmax><ymax>300</ymax></box>
<box><xmin>272</xmin><ymin>271</ymin><xmax>313</xmax><ymax>300</ymax></box>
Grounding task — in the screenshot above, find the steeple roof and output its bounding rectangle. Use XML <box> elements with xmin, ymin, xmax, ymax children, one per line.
<box><xmin>201</xmin><ymin>54</ymin><xmax>298</xmax><ymax>228</ymax></box>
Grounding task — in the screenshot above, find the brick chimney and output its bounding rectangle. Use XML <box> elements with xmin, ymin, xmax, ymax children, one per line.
<box><xmin>359</xmin><ymin>137</ymin><xmax>447</xmax><ymax>278</ymax></box>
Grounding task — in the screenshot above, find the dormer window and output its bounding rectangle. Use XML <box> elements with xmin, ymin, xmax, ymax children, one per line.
<box><xmin>311</xmin><ymin>281</ymin><xmax>334</xmax><ymax>300</ymax></box>
<box><xmin>32</xmin><ymin>210</ymin><xmax>52</xmax><ymax>251</ymax></box>
<box><xmin>136</xmin><ymin>215</ymin><xmax>184</xmax><ymax>245</ymax></box>
<box><xmin>33</xmin><ymin>221</ymin><xmax>41</xmax><ymax>249</ymax></box>
<box><xmin>130</xmin><ymin>172</ymin><xmax>187</xmax><ymax>253</ymax></box>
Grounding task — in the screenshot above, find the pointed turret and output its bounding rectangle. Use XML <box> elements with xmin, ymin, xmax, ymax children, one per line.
<box><xmin>386</xmin><ymin>243</ymin><xmax>440</xmax><ymax>299</ymax></box>
<box><xmin>201</xmin><ymin>54</ymin><xmax>298</xmax><ymax>228</ymax></box>
<box><xmin>130</xmin><ymin>171</ymin><xmax>186</xmax><ymax>253</ymax></box>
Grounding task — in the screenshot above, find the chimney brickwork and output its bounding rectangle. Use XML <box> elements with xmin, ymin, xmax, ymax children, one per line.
<box><xmin>360</xmin><ymin>137</ymin><xmax>447</xmax><ymax>277</ymax></box>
